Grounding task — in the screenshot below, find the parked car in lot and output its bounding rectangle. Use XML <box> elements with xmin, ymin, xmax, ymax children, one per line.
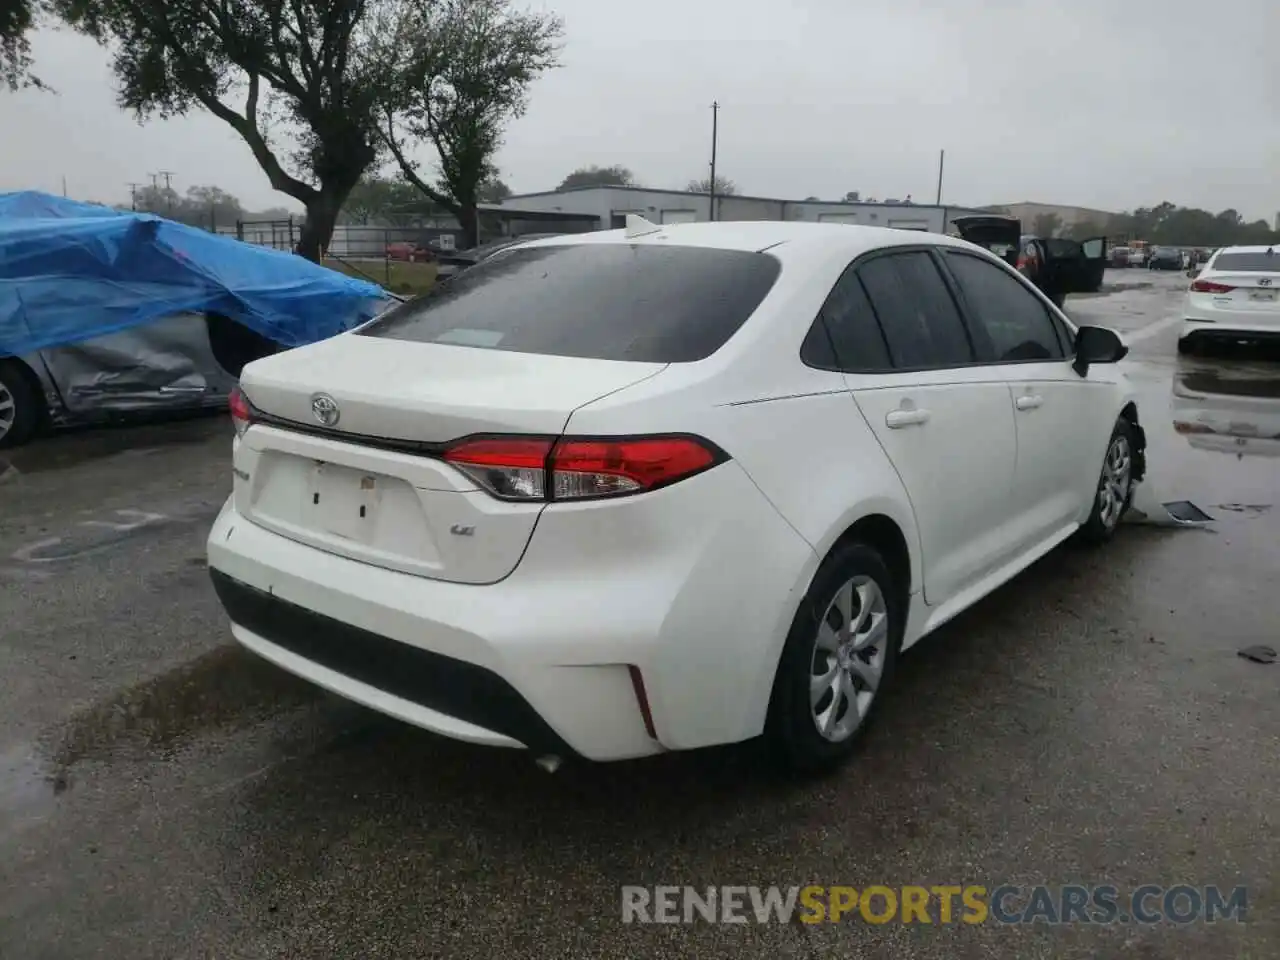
<box><xmin>1127</xmin><ymin>247</ymin><xmax>1149</xmax><ymax>268</ymax></box>
<box><xmin>951</xmin><ymin>216</ymin><xmax>1107</xmax><ymax>308</ymax></box>
<box><xmin>0</xmin><ymin>191</ymin><xmax>388</xmax><ymax>448</ymax></box>
<box><xmin>386</xmin><ymin>241</ymin><xmax>438</xmax><ymax>263</ymax></box>
<box><xmin>1179</xmin><ymin>246</ymin><xmax>1280</xmax><ymax>354</ymax></box>
<box><xmin>1110</xmin><ymin>246</ymin><xmax>1132</xmax><ymax>268</ymax></box>
<box><xmin>1147</xmin><ymin>246</ymin><xmax>1183</xmax><ymax>270</ymax></box>
<box><xmin>208</xmin><ymin>218</ymin><xmax>1144</xmax><ymax>774</ymax></box>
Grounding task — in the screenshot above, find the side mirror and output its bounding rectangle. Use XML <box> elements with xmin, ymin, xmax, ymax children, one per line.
<box><xmin>1073</xmin><ymin>325</ymin><xmax>1127</xmax><ymax>376</ymax></box>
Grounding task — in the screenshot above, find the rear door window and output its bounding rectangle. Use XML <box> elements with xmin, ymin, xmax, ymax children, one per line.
<box><xmin>854</xmin><ymin>251</ymin><xmax>974</xmax><ymax>369</ymax></box>
<box><xmin>359</xmin><ymin>244</ymin><xmax>782</xmax><ymax>362</ymax></box>
<box><xmin>943</xmin><ymin>252</ymin><xmax>1067</xmax><ymax>361</ymax></box>
<box><xmin>800</xmin><ymin>267</ymin><xmax>893</xmax><ymax>372</ymax></box>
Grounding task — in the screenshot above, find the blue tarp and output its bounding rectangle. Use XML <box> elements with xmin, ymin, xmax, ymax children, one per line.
<box><xmin>0</xmin><ymin>191</ymin><xmax>388</xmax><ymax>356</ymax></box>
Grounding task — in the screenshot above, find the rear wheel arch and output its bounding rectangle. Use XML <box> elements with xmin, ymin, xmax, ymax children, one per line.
<box><xmin>828</xmin><ymin>514</ymin><xmax>912</xmax><ymax>617</ymax></box>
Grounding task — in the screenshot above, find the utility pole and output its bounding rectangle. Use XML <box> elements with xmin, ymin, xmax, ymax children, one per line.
<box><xmin>935</xmin><ymin>149</ymin><xmax>945</xmax><ymax>205</ymax></box>
<box><xmin>708</xmin><ymin>101</ymin><xmax>719</xmax><ymax>222</ymax></box>
<box><xmin>155</xmin><ymin>171</ymin><xmax>177</xmax><ymax>215</ymax></box>
<box><xmin>127</xmin><ymin>182</ymin><xmax>142</xmax><ymax>210</ymax></box>
<box><xmin>61</xmin><ymin>176</ymin><xmax>68</xmax><ymax>198</ymax></box>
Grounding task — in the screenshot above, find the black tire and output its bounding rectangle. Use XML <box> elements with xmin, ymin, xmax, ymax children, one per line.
<box><xmin>765</xmin><ymin>542</ymin><xmax>902</xmax><ymax>776</ymax></box>
<box><xmin>1078</xmin><ymin>417</ymin><xmax>1137</xmax><ymax>545</ymax></box>
<box><xmin>0</xmin><ymin>359</ymin><xmax>43</xmax><ymax>449</ymax></box>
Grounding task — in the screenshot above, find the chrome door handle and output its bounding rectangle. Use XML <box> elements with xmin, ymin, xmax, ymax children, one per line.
<box><xmin>885</xmin><ymin>408</ymin><xmax>931</xmax><ymax>428</ymax></box>
<box><xmin>1015</xmin><ymin>395</ymin><xmax>1044</xmax><ymax>411</ymax></box>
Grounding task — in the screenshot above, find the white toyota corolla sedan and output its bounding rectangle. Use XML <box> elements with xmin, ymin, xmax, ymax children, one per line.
<box><xmin>1180</xmin><ymin>245</ymin><xmax>1280</xmax><ymax>354</ymax></box>
<box><xmin>207</xmin><ymin>219</ymin><xmax>1145</xmax><ymax>774</ymax></box>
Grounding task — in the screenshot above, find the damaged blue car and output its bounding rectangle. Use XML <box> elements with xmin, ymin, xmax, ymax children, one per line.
<box><xmin>0</xmin><ymin>191</ymin><xmax>389</xmax><ymax>448</ymax></box>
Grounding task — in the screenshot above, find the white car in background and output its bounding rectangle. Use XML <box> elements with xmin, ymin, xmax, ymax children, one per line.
<box><xmin>207</xmin><ymin>219</ymin><xmax>1145</xmax><ymax>775</ymax></box>
<box><xmin>1180</xmin><ymin>246</ymin><xmax>1280</xmax><ymax>354</ymax></box>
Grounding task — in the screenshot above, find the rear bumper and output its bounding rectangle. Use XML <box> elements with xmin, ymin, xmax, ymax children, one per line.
<box><xmin>206</xmin><ymin>459</ymin><xmax>815</xmax><ymax>761</ymax></box>
<box><xmin>210</xmin><ymin>569</ymin><xmax>572</xmax><ymax>755</ymax></box>
<box><xmin>1181</xmin><ymin>311</ymin><xmax>1280</xmax><ymax>341</ymax></box>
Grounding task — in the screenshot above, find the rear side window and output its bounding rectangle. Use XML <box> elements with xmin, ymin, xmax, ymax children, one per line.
<box><xmin>1211</xmin><ymin>252</ymin><xmax>1280</xmax><ymax>272</ymax></box>
<box><xmin>800</xmin><ymin>268</ymin><xmax>893</xmax><ymax>372</ymax></box>
<box><xmin>855</xmin><ymin>251</ymin><xmax>974</xmax><ymax>368</ymax></box>
<box><xmin>359</xmin><ymin>244</ymin><xmax>781</xmax><ymax>362</ymax></box>
<box><xmin>944</xmin><ymin>252</ymin><xmax>1066</xmax><ymax>362</ymax></box>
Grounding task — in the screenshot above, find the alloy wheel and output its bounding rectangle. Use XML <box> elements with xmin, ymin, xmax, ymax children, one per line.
<box><xmin>0</xmin><ymin>379</ymin><xmax>15</xmax><ymax>443</ymax></box>
<box><xmin>1097</xmin><ymin>434</ymin><xmax>1132</xmax><ymax>530</ymax></box>
<box><xmin>809</xmin><ymin>575</ymin><xmax>889</xmax><ymax>743</ymax></box>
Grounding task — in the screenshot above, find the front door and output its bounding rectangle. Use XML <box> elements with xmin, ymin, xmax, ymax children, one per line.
<box><xmin>838</xmin><ymin>248</ymin><xmax>1020</xmax><ymax>605</ymax></box>
<box><xmin>938</xmin><ymin>249</ymin><xmax>1112</xmax><ymax>547</ymax></box>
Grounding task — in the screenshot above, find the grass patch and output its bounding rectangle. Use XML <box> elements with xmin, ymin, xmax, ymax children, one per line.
<box><xmin>323</xmin><ymin>258</ymin><xmax>438</xmax><ymax>297</ymax></box>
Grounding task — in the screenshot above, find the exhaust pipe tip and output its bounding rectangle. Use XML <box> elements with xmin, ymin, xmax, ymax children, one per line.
<box><xmin>535</xmin><ymin>754</ymin><xmax>562</xmax><ymax>774</ymax></box>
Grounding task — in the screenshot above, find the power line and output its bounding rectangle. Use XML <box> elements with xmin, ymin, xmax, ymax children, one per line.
<box><xmin>126</xmin><ymin>182</ymin><xmax>142</xmax><ymax>210</ymax></box>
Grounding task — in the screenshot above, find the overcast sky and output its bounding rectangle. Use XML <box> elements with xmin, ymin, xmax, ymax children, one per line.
<box><xmin>2</xmin><ymin>0</ymin><xmax>1277</xmax><ymax>220</ymax></box>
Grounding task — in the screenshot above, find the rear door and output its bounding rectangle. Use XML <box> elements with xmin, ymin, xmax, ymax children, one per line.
<box><xmin>836</xmin><ymin>248</ymin><xmax>1020</xmax><ymax>605</ymax></box>
<box><xmin>1040</xmin><ymin>237</ymin><xmax>1106</xmax><ymax>294</ymax></box>
<box><xmin>939</xmin><ymin>249</ymin><xmax>1114</xmax><ymax>545</ymax></box>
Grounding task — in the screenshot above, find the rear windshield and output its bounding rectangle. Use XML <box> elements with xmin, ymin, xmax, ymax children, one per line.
<box><xmin>358</xmin><ymin>243</ymin><xmax>782</xmax><ymax>362</ymax></box>
<box><xmin>1211</xmin><ymin>252</ymin><xmax>1280</xmax><ymax>272</ymax></box>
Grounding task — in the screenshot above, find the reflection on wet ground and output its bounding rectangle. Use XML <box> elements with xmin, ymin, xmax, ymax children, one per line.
<box><xmin>0</xmin><ymin>409</ymin><xmax>226</xmax><ymax>476</ymax></box>
<box><xmin>47</xmin><ymin>645</ymin><xmax>319</xmax><ymax>770</ymax></box>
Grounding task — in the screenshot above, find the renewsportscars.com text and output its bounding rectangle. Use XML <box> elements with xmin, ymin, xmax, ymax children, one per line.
<box><xmin>620</xmin><ymin>884</ymin><xmax>1247</xmax><ymax>925</ymax></box>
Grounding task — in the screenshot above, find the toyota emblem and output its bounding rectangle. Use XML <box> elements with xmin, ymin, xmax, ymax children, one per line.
<box><xmin>311</xmin><ymin>393</ymin><xmax>341</xmax><ymax>427</ymax></box>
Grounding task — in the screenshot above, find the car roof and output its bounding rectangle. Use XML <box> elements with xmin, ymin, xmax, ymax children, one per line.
<box><xmin>1213</xmin><ymin>245</ymin><xmax>1279</xmax><ymax>255</ymax></box>
<box><xmin>514</xmin><ymin>220</ymin><xmax>976</xmax><ymax>259</ymax></box>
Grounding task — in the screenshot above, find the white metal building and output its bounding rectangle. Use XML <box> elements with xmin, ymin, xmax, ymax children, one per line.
<box><xmin>498</xmin><ymin>186</ymin><xmax>993</xmax><ymax>234</ymax></box>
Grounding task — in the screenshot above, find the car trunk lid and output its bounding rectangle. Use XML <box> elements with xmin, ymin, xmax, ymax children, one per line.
<box><xmin>1196</xmin><ymin>272</ymin><xmax>1280</xmax><ymax>311</ymax></box>
<box><xmin>234</xmin><ymin>334</ymin><xmax>666</xmax><ymax>584</ymax></box>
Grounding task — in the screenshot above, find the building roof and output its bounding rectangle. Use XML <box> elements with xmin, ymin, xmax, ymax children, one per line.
<box><xmin>502</xmin><ymin>183</ymin><xmax>964</xmax><ymax>212</ymax></box>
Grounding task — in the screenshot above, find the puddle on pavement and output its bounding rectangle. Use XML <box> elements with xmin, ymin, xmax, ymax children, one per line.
<box><xmin>45</xmin><ymin>645</ymin><xmax>319</xmax><ymax>771</ymax></box>
<box><xmin>0</xmin><ymin>742</ymin><xmax>63</xmax><ymax>831</ymax></box>
<box><xmin>1</xmin><ymin>413</ymin><xmax>226</xmax><ymax>477</ymax></box>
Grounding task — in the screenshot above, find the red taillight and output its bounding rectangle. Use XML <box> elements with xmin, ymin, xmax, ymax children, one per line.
<box><xmin>443</xmin><ymin>437</ymin><xmax>553</xmax><ymax>500</ymax></box>
<box><xmin>442</xmin><ymin>434</ymin><xmax>724</xmax><ymax>501</ymax></box>
<box><xmin>1190</xmin><ymin>279</ymin><xmax>1234</xmax><ymax>294</ymax></box>
<box><xmin>1173</xmin><ymin>421</ymin><xmax>1215</xmax><ymax>435</ymax></box>
<box><xmin>228</xmin><ymin>386</ymin><xmax>254</xmax><ymax>437</ymax></box>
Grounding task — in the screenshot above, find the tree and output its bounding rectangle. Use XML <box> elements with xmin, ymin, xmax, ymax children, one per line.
<box><xmin>340</xmin><ymin>174</ymin><xmax>430</xmax><ymax>224</ymax></box>
<box><xmin>687</xmin><ymin>175</ymin><xmax>736</xmax><ymax>196</ymax></box>
<box><xmin>1031</xmin><ymin>212</ymin><xmax>1062</xmax><ymax>238</ymax></box>
<box><xmin>1064</xmin><ymin>219</ymin><xmax>1105</xmax><ymax>241</ymax></box>
<box><xmin>1</xmin><ymin>0</ymin><xmax>45</xmax><ymax>90</ymax></box>
<box><xmin>57</xmin><ymin>0</ymin><xmax>403</xmax><ymax>261</ymax></box>
<box><xmin>128</xmin><ymin>182</ymin><xmax>244</xmax><ymax>228</ymax></box>
<box><xmin>378</xmin><ymin>0</ymin><xmax>561</xmax><ymax>248</ymax></box>
<box><xmin>479</xmin><ymin>176</ymin><xmax>511</xmax><ymax>203</ymax></box>
<box><xmin>1109</xmin><ymin>201</ymin><xmax>1280</xmax><ymax>246</ymax></box>
<box><xmin>557</xmin><ymin>165</ymin><xmax>634</xmax><ymax>190</ymax></box>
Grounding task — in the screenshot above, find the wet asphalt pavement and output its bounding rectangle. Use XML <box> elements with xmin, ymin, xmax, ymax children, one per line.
<box><xmin>2</xmin><ymin>270</ymin><xmax>1277</xmax><ymax>959</ymax></box>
